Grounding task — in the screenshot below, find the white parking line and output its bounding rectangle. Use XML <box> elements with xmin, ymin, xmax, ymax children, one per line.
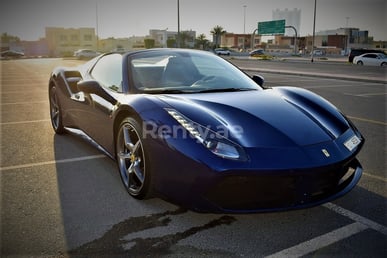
<box><xmin>363</xmin><ymin>172</ymin><xmax>387</xmax><ymax>183</ymax></box>
<box><xmin>323</xmin><ymin>202</ymin><xmax>387</xmax><ymax>235</ymax></box>
<box><xmin>0</xmin><ymin>155</ymin><xmax>107</xmax><ymax>171</ymax></box>
<box><xmin>1</xmin><ymin>90</ymin><xmax>46</xmax><ymax>94</ymax></box>
<box><xmin>345</xmin><ymin>92</ymin><xmax>387</xmax><ymax>97</ymax></box>
<box><xmin>0</xmin><ymin>119</ymin><xmax>50</xmax><ymax>125</ymax></box>
<box><xmin>347</xmin><ymin>116</ymin><xmax>387</xmax><ymax>126</ymax></box>
<box><xmin>1</xmin><ymin>101</ymin><xmax>48</xmax><ymax>105</ymax></box>
<box><xmin>265</xmin><ymin>222</ymin><xmax>368</xmax><ymax>258</ymax></box>
<box><xmin>266</xmin><ymin>202</ymin><xmax>387</xmax><ymax>257</ymax></box>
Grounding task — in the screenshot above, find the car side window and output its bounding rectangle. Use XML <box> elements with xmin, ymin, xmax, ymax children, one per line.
<box><xmin>363</xmin><ymin>54</ymin><xmax>375</xmax><ymax>58</ymax></box>
<box><xmin>91</xmin><ymin>54</ymin><xmax>122</xmax><ymax>92</ymax></box>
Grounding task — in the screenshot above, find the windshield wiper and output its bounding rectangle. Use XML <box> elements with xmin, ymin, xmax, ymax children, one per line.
<box><xmin>197</xmin><ymin>88</ymin><xmax>258</xmax><ymax>93</ymax></box>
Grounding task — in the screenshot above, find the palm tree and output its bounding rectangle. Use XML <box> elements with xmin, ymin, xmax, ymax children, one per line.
<box><xmin>195</xmin><ymin>34</ymin><xmax>209</xmax><ymax>50</ymax></box>
<box><xmin>210</xmin><ymin>25</ymin><xmax>226</xmax><ymax>48</ymax></box>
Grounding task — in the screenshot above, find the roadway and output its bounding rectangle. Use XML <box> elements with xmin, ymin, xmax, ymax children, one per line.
<box><xmin>1</xmin><ymin>57</ymin><xmax>386</xmax><ymax>257</ymax></box>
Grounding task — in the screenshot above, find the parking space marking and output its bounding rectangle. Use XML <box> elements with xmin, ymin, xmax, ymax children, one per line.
<box><xmin>266</xmin><ymin>202</ymin><xmax>387</xmax><ymax>257</ymax></box>
<box><xmin>1</xmin><ymin>100</ymin><xmax>48</xmax><ymax>105</ymax></box>
<box><xmin>0</xmin><ymin>119</ymin><xmax>50</xmax><ymax>125</ymax></box>
<box><xmin>346</xmin><ymin>116</ymin><xmax>387</xmax><ymax>126</ymax></box>
<box><xmin>344</xmin><ymin>92</ymin><xmax>387</xmax><ymax>97</ymax></box>
<box><xmin>265</xmin><ymin>222</ymin><xmax>368</xmax><ymax>258</ymax></box>
<box><xmin>0</xmin><ymin>155</ymin><xmax>107</xmax><ymax>172</ymax></box>
<box><xmin>323</xmin><ymin>202</ymin><xmax>387</xmax><ymax>235</ymax></box>
<box><xmin>363</xmin><ymin>172</ymin><xmax>387</xmax><ymax>183</ymax></box>
<box><xmin>1</xmin><ymin>89</ymin><xmax>46</xmax><ymax>94</ymax></box>
<box><xmin>303</xmin><ymin>84</ymin><xmax>369</xmax><ymax>89</ymax></box>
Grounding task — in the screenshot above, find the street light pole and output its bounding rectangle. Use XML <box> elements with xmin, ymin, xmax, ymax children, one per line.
<box><xmin>311</xmin><ymin>0</ymin><xmax>317</xmax><ymax>62</ymax></box>
<box><xmin>177</xmin><ymin>0</ymin><xmax>180</xmax><ymax>48</ymax></box>
<box><xmin>243</xmin><ymin>5</ymin><xmax>246</xmax><ymax>51</ymax></box>
<box><xmin>95</xmin><ymin>1</ymin><xmax>99</xmax><ymax>51</ymax></box>
<box><xmin>243</xmin><ymin>5</ymin><xmax>246</xmax><ymax>34</ymax></box>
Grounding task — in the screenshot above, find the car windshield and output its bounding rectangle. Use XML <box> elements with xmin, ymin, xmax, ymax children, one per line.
<box><xmin>129</xmin><ymin>50</ymin><xmax>261</xmax><ymax>94</ymax></box>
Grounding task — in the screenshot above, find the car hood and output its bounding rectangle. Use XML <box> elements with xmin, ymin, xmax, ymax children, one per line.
<box><xmin>156</xmin><ymin>87</ymin><xmax>350</xmax><ymax>148</ymax></box>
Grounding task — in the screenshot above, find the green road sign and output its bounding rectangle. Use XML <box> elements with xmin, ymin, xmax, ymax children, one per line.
<box><xmin>258</xmin><ymin>20</ymin><xmax>285</xmax><ymax>35</ymax></box>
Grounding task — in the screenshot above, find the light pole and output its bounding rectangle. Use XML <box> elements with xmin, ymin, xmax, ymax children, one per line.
<box><xmin>311</xmin><ymin>0</ymin><xmax>317</xmax><ymax>62</ymax></box>
<box><xmin>95</xmin><ymin>1</ymin><xmax>99</xmax><ymax>51</ymax></box>
<box><xmin>243</xmin><ymin>5</ymin><xmax>246</xmax><ymax>51</ymax></box>
<box><xmin>177</xmin><ymin>0</ymin><xmax>180</xmax><ymax>48</ymax></box>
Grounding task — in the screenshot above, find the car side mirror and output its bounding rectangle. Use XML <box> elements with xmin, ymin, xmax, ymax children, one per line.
<box><xmin>77</xmin><ymin>80</ymin><xmax>117</xmax><ymax>104</ymax></box>
<box><xmin>252</xmin><ymin>74</ymin><xmax>265</xmax><ymax>87</ymax></box>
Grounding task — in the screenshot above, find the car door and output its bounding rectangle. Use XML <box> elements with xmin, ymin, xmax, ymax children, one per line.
<box><xmin>362</xmin><ymin>54</ymin><xmax>378</xmax><ymax>66</ymax></box>
<box><xmin>76</xmin><ymin>53</ymin><xmax>123</xmax><ymax>150</ymax></box>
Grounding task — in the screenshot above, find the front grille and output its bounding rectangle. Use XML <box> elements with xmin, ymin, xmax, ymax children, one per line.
<box><xmin>204</xmin><ymin>163</ymin><xmax>354</xmax><ymax>211</ymax></box>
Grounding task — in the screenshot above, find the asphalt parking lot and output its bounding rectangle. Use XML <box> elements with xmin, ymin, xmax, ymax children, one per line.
<box><xmin>1</xmin><ymin>57</ymin><xmax>386</xmax><ymax>257</ymax></box>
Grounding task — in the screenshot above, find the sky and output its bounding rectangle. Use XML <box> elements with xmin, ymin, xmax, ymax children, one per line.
<box><xmin>0</xmin><ymin>0</ymin><xmax>386</xmax><ymax>41</ymax></box>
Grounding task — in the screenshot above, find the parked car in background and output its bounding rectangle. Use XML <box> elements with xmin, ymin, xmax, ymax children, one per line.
<box><xmin>74</xmin><ymin>49</ymin><xmax>100</xmax><ymax>59</ymax></box>
<box><xmin>249</xmin><ymin>49</ymin><xmax>265</xmax><ymax>57</ymax></box>
<box><xmin>1</xmin><ymin>50</ymin><xmax>24</xmax><ymax>59</ymax></box>
<box><xmin>214</xmin><ymin>48</ymin><xmax>230</xmax><ymax>56</ymax></box>
<box><xmin>249</xmin><ymin>49</ymin><xmax>273</xmax><ymax>59</ymax></box>
<box><xmin>311</xmin><ymin>50</ymin><xmax>325</xmax><ymax>56</ymax></box>
<box><xmin>348</xmin><ymin>48</ymin><xmax>386</xmax><ymax>63</ymax></box>
<box><xmin>112</xmin><ymin>47</ymin><xmax>126</xmax><ymax>53</ymax></box>
<box><xmin>353</xmin><ymin>53</ymin><xmax>387</xmax><ymax>66</ymax></box>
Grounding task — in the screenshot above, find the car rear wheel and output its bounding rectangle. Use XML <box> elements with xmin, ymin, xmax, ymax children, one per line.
<box><xmin>116</xmin><ymin>118</ymin><xmax>151</xmax><ymax>199</ymax></box>
<box><xmin>49</xmin><ymin>86</ymin><xmax>65</xmax><ymax>134</ymax></box>
<box><xmin>381</xmin><ymin>62</ymin><xmax>387</xmax><ymax>67</ymax></box>
<box><xmin>357</xmin><ymin>61</ymin><xmax>363</xmax><ymax>65</ymax></box>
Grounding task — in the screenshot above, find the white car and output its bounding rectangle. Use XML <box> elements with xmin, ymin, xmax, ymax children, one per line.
<box><xmin>214</xmin><ymin>48</ymin><xmax>230</xmax><ymax>56</ymax></box>
<box><xmin>353</xmin><ymin>53</ymin><xmax>387</xmax><ymax>66</ymax></box>
<box><xmin>74</xmin><ymin>49</ymin><xmax>100</xmax><ymax>59</ymax></box>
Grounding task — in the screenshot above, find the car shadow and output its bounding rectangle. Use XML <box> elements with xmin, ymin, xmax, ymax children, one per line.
<box><xmin>52</xmin><ymin>133</ymin><xmax>386</xmax><ymax>257</ymax></box>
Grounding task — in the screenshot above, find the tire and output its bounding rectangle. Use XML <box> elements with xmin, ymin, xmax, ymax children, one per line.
<box><xmin>49</xmin><ymin>86</ymin><xmax>65</xmax><ymax>134</ymax></box>
<box><xmin>381</xmin><ymin>62</ymin><xmax>387</xmax><ymax>67</ymax></box>
<box><xmin>357</xmin><ymin>61</ymin><xmax>363</xmax><ymax>65</ymax></box>
<box><xmin>116</xmin><ymin>117</ymin><xmax>151</xmax><ymax>199</ymax></box>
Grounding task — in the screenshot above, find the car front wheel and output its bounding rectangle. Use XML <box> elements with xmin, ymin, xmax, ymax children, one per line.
<box><xmin>357</xmin><ymin>61</ymin><xmax>363</xmax><ymax>65</ymax></box>
<box><xmin>116</xmin><ymin>117</ymin><xmax>151</xmax><ymax>199</ymax></box>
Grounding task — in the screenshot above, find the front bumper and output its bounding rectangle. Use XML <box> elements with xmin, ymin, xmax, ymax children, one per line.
<box><xmin>200</xmin><ymin>158</ymin><xmax>362</xmax><ymax>213</ymax></box>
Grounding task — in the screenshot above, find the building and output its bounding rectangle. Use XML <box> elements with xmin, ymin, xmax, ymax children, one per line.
<box><xmin>98</xmin><ymin>36</ymin><xmax>146</xmax><ymax>52</ymax></box>
<box><xmin>220</xmin><ymin>33</ymin><xmax>261</xmax><ymax>50</ymax></box>
<box><xmin>45</xmin><ymin>27</ymin><xmax>97</xmax><ymax>57</ymax></box>
<box><xmin>316</xmin><ymin>28</ymin><xmax>375</xmax><ymax>54</ymax></box>
<box><xmin>149</xmin><ymin>29</ymin><xmax>177</xmax><ymax>48</ymax></box>
<box><xmin>149</xmin><ymin>29</ymin><xmax>196</xmax><ymax>48</ymax></box>
<box><xmin>272</xmin><ymin>8</ymin><xmax>301</xmax><ymax>37</ymax></box>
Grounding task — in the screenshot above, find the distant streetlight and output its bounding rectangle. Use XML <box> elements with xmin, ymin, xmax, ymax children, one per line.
<box><xmin>243</xmin><ymin>5</ymin><xmax>247</xmax><ymax>51</ymax></box>
<box><xmin>243</xmin><ymin>5</ymin><xmax>247</xmax><ymax>34</ymax></box>
<box><xmin>177</xmin><ymin>0</ymin><xmax>180</xmax><ymax>48</ymax></box>
<box><xmin>311</xmin><ymin>0</ymin><xmax>317</xmax><ymax>63</ymax></box>
<box><xmin>345</xmin><ymin>17</ymin><xmax>350</xmax><ymax>27</ymax></box>
<box><xmin>95</xmin><ymin>1</ymin><xmax>99</xmax><ymax>51</ymax></box>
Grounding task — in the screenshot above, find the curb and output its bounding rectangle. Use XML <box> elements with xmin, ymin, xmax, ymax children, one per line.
<box><xmin>239</xmin><ymin>67</ymin><xmax>386</xmax><ymax>84</ymax></box>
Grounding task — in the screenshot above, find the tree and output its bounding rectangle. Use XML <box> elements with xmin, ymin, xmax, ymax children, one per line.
<box><xmin>177</xmin><ymin>31</ymin><xmax>193</xmax><ymax>48</ymax></box>
<box><xmin>195</xmin><ymin>34</ymin><xmax>209</xmax><ymax>50</ymax></box>
<box><xmin>1</xmin><ymin>33</ymin><xmax>20</xmax><ymax>44</ymax></box>
<box><xmin>210</xmin><ymin>25</ymin><xmax>226</xmax><ymax>48</ymax></box>
<box><xmin>144</xmin><ymin>38</ymin><xmax>155</xmax><ymax>49</ymax></box>
<box><xmin>167</xmin><ymin>38</ymin><xmax>176</xmax><ymax>48</ymax></box>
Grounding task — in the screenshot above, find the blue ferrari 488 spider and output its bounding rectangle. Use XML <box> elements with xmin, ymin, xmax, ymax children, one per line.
<box><xmin>49</xmin><ymin>48</ymin><xmax>364</xmax><ymax>213</ymax></box>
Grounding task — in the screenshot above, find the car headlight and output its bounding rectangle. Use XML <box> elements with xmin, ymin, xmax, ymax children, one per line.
<box><xmin>166</xmin><ymin>109</ymin><xmax>247</xmax><ymax>161</ymax></box>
